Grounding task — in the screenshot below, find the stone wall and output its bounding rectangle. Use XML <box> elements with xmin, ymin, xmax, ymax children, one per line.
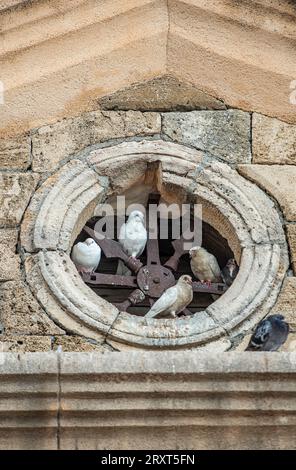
<box><xmin>1</xmin><ymin>108</ymin><xmax>296</xmax><ymax>352</ymax></box>
<box><xmin>0</xmin><ymin>0</ymin><xmax>295</xmax><ymax>137</ymax></box>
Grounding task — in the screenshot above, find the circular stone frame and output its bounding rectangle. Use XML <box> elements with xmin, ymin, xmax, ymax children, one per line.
<box><xmin>21</xmin><ymin>140</ymin><xmax>289</xmax><ymax>349</ymax></box>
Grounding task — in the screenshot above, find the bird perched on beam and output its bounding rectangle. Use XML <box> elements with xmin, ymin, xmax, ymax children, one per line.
<box><xmin>117</xmin><ymin>210</ymin><xmax>147</xmax><ymax>275</ymax></box>
<box><xmin>71</xmin><ymin>238</ymin><xmax>101</xmax><ymax>274</ymax></box>
<box><xmin>246</xmin><ymin>314</ymin><xmax>289</xmax><ymax>351</ymax></box>
<box><xmin>189</xmin><ymin>246</ymin><xmax>222</xmax><ymax>286</ymax></box>
<box><xmin>221</xmin><ymin>258</ymin><xmax>239</xmax><ymax>286</ymax></box>
<box><xmin>145</xmin><ymin>275</ymin><xmax>193</xmax><ymax>319</ymax></box>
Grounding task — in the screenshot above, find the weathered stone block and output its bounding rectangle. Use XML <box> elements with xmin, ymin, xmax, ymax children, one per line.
<box><xmin>0</xmin><ymin>281</ymin><xmax>65</xmax><ymax>335</ymax></box>
<box><xmin>0</xmin><ymin>134</ymin><xmax>31</xmax><ymax>170</ymax></box>
<box><xmin>0</xmin><ymin>247</ymin><xmax>21</xmax><ymax>282</ymax></box>
<box><xmin>0</xmin><ymin>172</ymin><xmax>39</xmax><ymax>225</ymax></box>
<box><xmin>162</xmin><ymin>110</ymin><xmax>251</xmax><ymax>164</ymax></box>
<box><xmin>31</xmin><ymin>111</ymin><xmax>161</xmax><ymax>173</ymax></box>
<box><xmin>0</xmin><ymin>335</ymin><xmax>52</xmax><ymax>352</ymax></box>
<box><xmin>0</xmin><ymin>228</ymin><xmax>18</xmax><ymax>249</ymax></box>
<box><xmin>53</xmin><ymin>336</ymin><xmax>110</xmax><ymax>352</ymax></box>
<box><xmin>286</xmin><ymin>225</ymin><xmax>296</xmax><ymax>274</ymax></box>
<box><xmin>0</xmin><ymin>228</ymin><xmax>21</xmax><ymax>281</ymax></box>
<box><xmin>238</xmin><ymin>165</ymin><xmax>296</xmax><ymax>221</ymax></box>
<box><xmin>253</xmin><ymin>114</ymin><xmax>296</xmax><ymax>164</ymax></box>
<box><xmin>270</xmin><ymin>277</ymin><xmax>296</xmax><ymax>329</ymax></box>
<box><xmin>98</xmin><ymin>75</ymin><xmax>226</xmax><ymax>111</ymax></box>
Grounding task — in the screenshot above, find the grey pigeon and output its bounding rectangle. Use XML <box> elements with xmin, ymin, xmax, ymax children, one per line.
<box><xmin>246</xmin><ymin>314</ymin><xmax>289</xmax><ymax>351</ymax></box>
<box><xmin>221</xmin><ymin>258</ymin><xmax>239</xmax><ymax>286</ymax></box>
<box><xmin>71</xmin><ymin>238</ymin><xmax>101</xmax><ymax>274</ymax></box>
<box><xmin>145</xmin><ymin>275</ymin><xmax>193</xmax><ymax>319</ymax></box>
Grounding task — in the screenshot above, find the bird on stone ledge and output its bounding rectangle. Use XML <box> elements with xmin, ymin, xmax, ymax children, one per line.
<box><xmin>246</xmin><ymin>314</ymin><xmax>289</xmax><ymax>351</ymax></box>
<box><xmin>189</xmin><ymin>246</ymin><xmax>222</xmax><ymax>286</ymax></box>
<box><xmin>117</xmin><ymin>210</ymin><xmax>147</xmax><ymax>275</ymax></box>
<box><xmin>145</xmin><ymin>274</ymin><xmax>193</xmax><ymax>319</ymax></box>
<box><xmin>71</xmin><ymin>238</ymin><xmax>101</xmax><ymax>274</ymax></box>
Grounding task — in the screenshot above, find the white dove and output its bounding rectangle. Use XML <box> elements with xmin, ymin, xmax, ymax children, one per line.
<box><xmin>71</xmin><ymin>238</ymin><xmax>101</xmax><ymax>274</ymax></box>
<box><xmin>189</xmin><ymin>246</ymin><xmax>222</xmax><ymax>285</ymax></box>
<box><xmin>117</xmin><ymin>210</ymin><xmax>147</xmax><ymax>275</ymax></box>
<box><xmin>145</xmin><ymin>275</ymin><xmax>193</xmax><ymax>319</ymax></box>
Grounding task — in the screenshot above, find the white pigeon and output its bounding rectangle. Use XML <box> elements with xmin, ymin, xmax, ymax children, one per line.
<box><xmin>145</xmin><ymin>275</ymin><xmax>193</xmax><ymax>319</ymax></box>
<box><xmin>117</xmin><ymin>210</ymin><xmax>147</xmax><ymax>275</ymax></box>
<box><xmin>189</xmin><ymin>246</ymin><xmax>222</xmax><ymax>285</ymax></box>
<box><xmin>71</xmin><ymin>238</ymin><xmax>101</xmax><ymax>274</ymax></box>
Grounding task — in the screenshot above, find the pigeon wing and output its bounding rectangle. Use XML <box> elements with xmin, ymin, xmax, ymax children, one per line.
<box><xmin>248</xmin><ymin>320</ymin><xmax>272</xmax><ymax>350</ymax></box>
<box><xmin>145</xmin><ymin>286</ymin><xmax>178</xmax><ymax>318</ymax></box>
<box><xmin>264</xmin><ymin>318</ymin><xmax>289</xmax><ymax>351</ymax></box>
<box><xmin>119</xmin><ymin>221</ymin><xmax>135</xmax><ymax>255</ymax></box>
<box><xmin>208</xmin><ymin>254</ymin><xmax>222</xmax><ymax>281</ymax></box>
<box><xmin>72</xmin><ymin>242</ymin><xmax>101</xmax><ymax>271</ymax></box>
<box><xmin>118</xmin><ymin>222</ymin><xmax>127</xmax><ymax>246</ymax></box>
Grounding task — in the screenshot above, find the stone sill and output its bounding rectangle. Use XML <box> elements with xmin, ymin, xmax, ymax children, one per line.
<box><xmin>0</xmin><ymin>351</ymin><xmax>296</xmax><ymax>450</ymax></box>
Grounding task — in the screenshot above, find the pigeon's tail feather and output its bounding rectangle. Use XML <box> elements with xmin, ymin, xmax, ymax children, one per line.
<box><xmin>145</xmin><ymin>308</ymin><xmax>157</xmax><ymax>319</ymax></box>
<box><xmin>116</xmin><ymin>260</ymin><xmax>132</xmax><ymax>276</ymax></box>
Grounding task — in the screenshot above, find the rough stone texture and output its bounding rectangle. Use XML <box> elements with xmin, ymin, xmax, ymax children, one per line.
<box><xmin>53</xmin><ymin>336</ymin><xmax>110</xmax><ymax>352</ymax></box>
<box><xmin>280</xmin><ymin>334</ymin><xmax>296</xmax><ymax>352</ymax></box>
<box><xmin>31</xmin><ymin>111</ymin><xmax>161</xmax><ymax>173</ymax></box>
<box><xmin>0</xmin><ymin>336</ymin><xmax>52</xmax><ymax>352</ymax></box>
<box><xmin>269</xmin><ymin>277</ymin><xmax>296</xmax><ymax>329</ymax></box>
<box><xmin>0</xmin><ymin>134</ymin><xmax>31</xmax><ymax>170</ymax></box>
<box><xmin>98</xmin><ymin>75</ymin><xmax>226</xmax><ymax>111</ymax></box>
<box><xmin>21</xmin><ymin>159</ymin><xmax>107</xmax><ymax>253</ymax></box>
<box><xmin>0</xmin><ymin>247</ymin><xmax>21</xmax><ymax>282</ymax></box>
<box><xmin>253</xmin><ymin>114</ymin><xmax>296</xmax><ymax>164</ymax></box>
<box><xmin>0</xmin><ymin>228</ymin><xmax>21</xmax><ymax>282</ymax></box>
<box><xmin>0</xmin><ymin>228</ymin><xmax>18</xmax><ymax>249</ymax></box>
<box><xmin>0</xmin><ymin>281</ymin><xmax>64</xmax><ymax>336</ymax></box>
<box><xmin>238</xmin><ymin>165</ymin><xmax>296</xmax><ymax>221</ymax></box>
<box><xmin>162</xmin><ymin>110</ymin><xmax>251</xmax><ymax>165</ymax></box>
<box><xmin>287</xmin><ymin>225</ymin><xmax>296</xmax><ymax>274</ymax></box>
<box><xmin>0</xmin><ymin>172</ymin><xmax>39</xmax><ymax>225</ymax></box>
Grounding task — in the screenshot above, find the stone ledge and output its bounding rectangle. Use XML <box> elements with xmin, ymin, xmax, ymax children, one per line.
<box><xmin>0</xmin><ymin>352</ymin><xmax>296</xmax><ymax>450</ymax></box>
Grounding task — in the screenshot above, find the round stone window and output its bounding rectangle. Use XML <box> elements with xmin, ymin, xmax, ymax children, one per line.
<box><xmin>21</xmin><ymin>140</ymin><xmax>289</xmax><ymax>350</ymax></box>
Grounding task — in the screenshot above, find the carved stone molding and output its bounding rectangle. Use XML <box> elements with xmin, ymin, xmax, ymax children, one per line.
<box><xmin>0</xmin><ymin>352</ymin><xmax>296</xmax><ymax>450</ymax></box>
<box><xmin>21</xmin><ymin>140</ymin><xmax>288</xmax><ymax>349</ymax></box>
<box><xmin>0</xmin><ymin>0</ymin><xmax>295</xmax><ymax>136</ymax></box>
